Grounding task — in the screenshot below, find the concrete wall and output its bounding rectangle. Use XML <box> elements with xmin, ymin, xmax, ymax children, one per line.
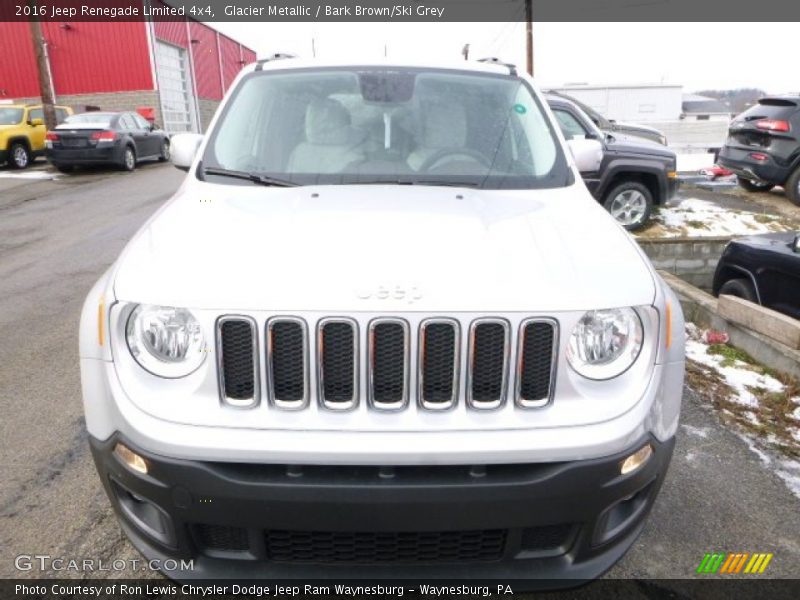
<box><xmin>660</xmin><ymin>271</ymin><xmax>800</xmax><ymax>380</ymax></box>
<box><xmin>638</xmin><ymin>237</ymin><xmax>730</xmax><ymax>291</ymax></box>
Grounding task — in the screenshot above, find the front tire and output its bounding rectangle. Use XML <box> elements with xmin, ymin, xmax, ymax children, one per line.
<box><xmin>718</xmin><ymin>278</ymin><xmax>757</xmax><ymax>303</ymax></box>
<box><xmin>737</xmin><ymin>177</ymin><xmax>774</xmax><ymax>193</ymax></box>
<box><xmin>120</xmin><ymin>146</ymin><xmax>136</xmax><ymax>172</ymax></box>
<box><xmin>158</xmin><ymin>139</ymin><xmax>170</xmax><ymax>162</ymax></box>
<box><xmin>602</xmin><ymin>182</ymin><xmax>653</xmax><ymax>231</ymax></box>
<box><xmin>786</xmin><ymin>166</ymin><xmax>800</xmax><ymax>206</ymax></box>
<box><xmin>8</xmin><ymin>142</ymin><xmax>31</xmax><ymax>169</ymax></box>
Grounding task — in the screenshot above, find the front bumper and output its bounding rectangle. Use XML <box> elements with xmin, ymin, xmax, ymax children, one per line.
<box><xmin>90</xmin><ymin>433</ymin><xmax>674</xmax><ymax>584</ymax></box>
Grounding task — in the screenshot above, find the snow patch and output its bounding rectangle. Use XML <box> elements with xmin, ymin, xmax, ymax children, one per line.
<box><xmin>0</xmin><ymin>170</ymin><xmax>59</xmax><ymax>180</ymax></box>
<box><xmin>685</xmin><ymin>338</ymin><xmax>784</xmax><ymax>408</ymax></box>
<box><xmin>775</xmin><ymin>461</ymin><xmax>800</xmax><ymax>500</ymax></box>
<box><xmin>647</xmin><ymin>197</ymin><xmax>793</xmax><ymax>238</ymax></box>
<box><xmin>681</xmin><ymin>424</ymin><xmax>710</xmax><ymax>439</ymax></box>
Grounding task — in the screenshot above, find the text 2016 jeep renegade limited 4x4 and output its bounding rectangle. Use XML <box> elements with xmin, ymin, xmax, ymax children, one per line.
<box><xmin>80</xmin><ymin>58</ymin><xmax>685</xmax><ymax>583</ymax></box>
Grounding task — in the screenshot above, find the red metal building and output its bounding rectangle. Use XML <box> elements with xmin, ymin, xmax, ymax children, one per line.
<box><xmin>0</xmin><ymin>11</ymin><xmax>256</xmax><ymax>132</ymax></box>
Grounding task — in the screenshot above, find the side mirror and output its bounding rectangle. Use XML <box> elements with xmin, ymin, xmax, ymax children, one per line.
<box><xmin>793</xmin><ymin>233</ymin><xmax>800</xmax><ymax>253</ymax></box>
<box><xmin>30</xmin><ymin>118</ymin><xmax>44</xmax><ymax>127</ymax></box>
<box><xmin>566</xmin><ymin>138</ymin><xmax>603</xmax><ymax>173</ymax></box>
<box><xmin>170</xmin><ymin>133</ymin><xmax>203</xmax><ymax>172</ymax></box>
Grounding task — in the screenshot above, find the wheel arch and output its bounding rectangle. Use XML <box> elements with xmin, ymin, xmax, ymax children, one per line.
<box><xmin>712</xmin><ymin>263</ymin><xmax>762</xmax><ymax>304</ymax></box>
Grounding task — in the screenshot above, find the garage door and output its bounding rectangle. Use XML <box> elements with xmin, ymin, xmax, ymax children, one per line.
<box><xmin>155</xmin><ymin>41</ymin><xmax>197</xmax><ymax>133</ymax></box>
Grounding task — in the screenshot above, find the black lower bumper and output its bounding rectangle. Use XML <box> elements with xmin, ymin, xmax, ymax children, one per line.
<box><xmin>0</xmin><ymin>149</ymin><xmax>8</xmax><ymax>164</ymax></box>
<box><xmin>47</xmin><ymin>145</ymin><xmax>121</xmax><ymax>166</ymax></box>
<box><xmin>90</xmin><ymin>434</ymin><xmax>674</xmax><ymax>585</ymax></box>
<box><xmin>717</xmin><ymin>147</ymin><xmax>791</xmax><ymax>185</ymax></box>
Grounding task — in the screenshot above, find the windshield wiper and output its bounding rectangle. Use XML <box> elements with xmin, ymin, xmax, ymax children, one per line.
<box><xmin>202</xmin><ymin>166</ymin><xmax>298</xmax><ymax>187</ymax></box>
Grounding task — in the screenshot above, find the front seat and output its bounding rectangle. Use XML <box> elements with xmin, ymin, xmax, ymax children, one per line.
<box><xmin>407</xmin><ymin>102</ymin><xmax>468</xmax><ymax>171</ymax></box>
<box><xmin>286</xmin><ymin>98</ymin><xmax>363</xmax><ymax>174</ymax></box>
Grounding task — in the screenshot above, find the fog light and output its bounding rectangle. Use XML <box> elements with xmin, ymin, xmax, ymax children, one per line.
<box><xmin>620</xmin><ymin>444</ymin><xmax>652</xmax><ymax>475</ymax></box>
<box><xmin>114</xmin><ymin>443</ymin><xmax>148</xmax><ymax>474</ymax></box>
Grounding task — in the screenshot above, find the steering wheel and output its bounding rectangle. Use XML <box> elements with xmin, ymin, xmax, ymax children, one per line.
<box><xmin>419</xmin><ymin>147</ymin><xmax>490</xmax><ymax>172</ymax></box>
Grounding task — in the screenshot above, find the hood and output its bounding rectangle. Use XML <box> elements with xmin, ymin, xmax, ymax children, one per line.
<box><xmin>604</xmin><ymin>131</ymin><xmax>675</xmax><ymax>159</ymax></box>
<box><xmin>113</xmin><ymin>182</ymin><xmax>656</xmax><ymax>313</ymax></box>
<box><xmin>732</xmin><ymin>231</ymin><xmax>798</xmax><ymax>247</ymax></box>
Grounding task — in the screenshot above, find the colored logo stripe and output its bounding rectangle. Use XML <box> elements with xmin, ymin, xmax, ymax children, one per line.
<box><xmin>697</xmin><ymin>552</ymin><xmax>773</xmax><ymax>574</ymax></box>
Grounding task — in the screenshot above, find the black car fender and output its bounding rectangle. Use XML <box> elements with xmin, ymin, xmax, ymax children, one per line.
<box><xmin>712</xmin><ymin>261</ymin><xmax>763</xmax><ymax>305</ymax></box>
<box><xmin>594</xmin><ymin>158</ymin><xmax>669</xmax><ymax>204</ymax></box>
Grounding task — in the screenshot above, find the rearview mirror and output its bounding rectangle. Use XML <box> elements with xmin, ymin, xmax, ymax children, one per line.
<box><xmin>170</xmin><ymin>133</ymin><xmax>204</xmax><ymax>172</ymax></box>
<box><xmin>30</xmin><ymin>118</ymin><xmax>44</xmax><ymax>127</ymax></box>
<box><xmin>566</xmin><ymin>138</ymin><xmax>603</xmax><ymax>173</ymax></box>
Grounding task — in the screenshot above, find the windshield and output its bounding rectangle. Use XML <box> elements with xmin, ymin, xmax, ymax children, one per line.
<box><xmin>0</xmin><ymin>108</ymin><xmax>23</xmax><ymax>125</ymax></box>
<box><xmin>202</xmin><ymin>67</ymin><xmax>569</xmax><ymax>189</ymax></box>
<box><xmin>64</xmin><ymin>113</ymin><xmax>114</xmax><ymax>126</ymax></box>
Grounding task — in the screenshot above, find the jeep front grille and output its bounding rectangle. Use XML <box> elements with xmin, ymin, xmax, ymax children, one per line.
<box><xmin>266</xmin><ymin>318</ymin><xmax>308</xmax><ymax>409</ymax></box>
<box><xmin>318</xmin><ymin>319</ymin><xmax>358</xmax><ymax>410</ymax></box>
<box><xmin>418</xmin><ymin>319</ymin><xmax>460</xmax><ymax>410</ymax></box>
<box><xmin>216</xmin><ymin>316</ymin><xmax>557</xmax><ymax>411</ymax></box>
<box><xmin>216</xmin><ymin>317</ymin><xmax>258</xmax><ymax>408</ymax></box>
<box><xmin>368</xmin><ymin>319</ymin><xmax>409</xmax><ymax>409</ymax></box>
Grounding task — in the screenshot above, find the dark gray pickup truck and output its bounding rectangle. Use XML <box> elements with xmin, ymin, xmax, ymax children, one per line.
<box><xmin>547</xmin><ymin>95</ymin><xmax>680</xmax><ymax>231</ymax></box>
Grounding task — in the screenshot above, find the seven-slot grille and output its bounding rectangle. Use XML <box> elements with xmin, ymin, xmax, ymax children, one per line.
<box><xmin>217</xmin><ymin>316</ymin><xmax>556</xmax><ymax>410</ymax></box>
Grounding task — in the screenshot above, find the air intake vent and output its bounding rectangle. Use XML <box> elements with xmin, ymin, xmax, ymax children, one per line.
<box><xmin>267</xmin><ymin>318</ymin><xmax>308</xmax><ymax>409</ymax></box>
<box><xmin>468</xmin><ymin>320</ymin><xmax>510</xmax><ymax>409</ymax></box>
<box><xmin>194</xmin><ymin>523</ymin><xmax>250</xmax><ymax>552</ymax></box>
<box><xmin>369</xmin><ymin>319</ymin><xmax>409</xmax><ymax>409</ymax></box>
<box><xmin>516</xmin><ymin>320</ymin><xmax>557</xmax><ymax>408</ymax></box>
<box><xmin>264</xmin><ymin>529</ymin><xmax>506</xmax><ymax>564</ymax></box>
<box><xmin>217</xmin><ymin>317</ymin><xmax>258</xmax><ymax>407</ymax></box>
<box><xmin>318</xmin><ymin>319</ymin><xmax>358</xmax><ymax>410</ymax></box>
<box><xmin>419</xmin><ymin>319</ymin><xmax>459</xmax><ymax>409</ymax></box>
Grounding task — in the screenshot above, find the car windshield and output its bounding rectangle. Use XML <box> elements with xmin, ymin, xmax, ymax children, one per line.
<box><xmin>64</xmin><ymin>113</ymin><xmax>114</xmax><ymax>126</ymax></box>
<box><xmin>0</xmin><ymin>108</ymin><xmax>23</xmax><ymax>125</ymax></box>
<box><xmin>202</xmin><ymin>67</ymin><xmax>569</xmax><ymax>189</ymax></box>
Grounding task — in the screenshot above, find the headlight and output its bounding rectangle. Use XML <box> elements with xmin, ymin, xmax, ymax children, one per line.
<box><xmin>126</xmin><ymin>304</ymin><xmax>206</xmax><ymax>378</ymax></box>
<box><xmin>566</xmin><ymin>308</ymin><xmax>643</xmax><ymax>380</ymax></box>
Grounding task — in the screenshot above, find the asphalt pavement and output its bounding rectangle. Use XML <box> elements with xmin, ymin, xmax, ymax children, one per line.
<box><xmin>0</xmin><ymin>161</ymin><xmax>798</xmax><ymax>589</ymax></box>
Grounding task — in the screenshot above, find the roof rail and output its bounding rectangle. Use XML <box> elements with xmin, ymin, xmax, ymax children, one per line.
<box><xmin>477</xmin><ymin>57</ymin><xmax>517</xmax><ymax>77</ymax></box>
<box><xmin>255</xmin><ymin>53</ymin><xmax>298</xmax><ymax>71</ymax></box>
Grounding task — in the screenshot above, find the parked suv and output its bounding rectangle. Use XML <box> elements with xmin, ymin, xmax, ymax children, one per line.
<box><xmin>80</xmin><ymin>58</ymin><xmax>685</xmax><ymax>583</ymax></box>
<box><xmin>713</xmin><ymin>232</ymin><xmax>800</xmax><ymax>319</ymax></box>
<box><xmin>547</xmin><ymin>95</ymin><xmax>679</xmax><ymax>231</ymax></box>
<box><xmin>0</xmin><ymin>103</ymin><xmax>72</xmax><ymax>168</ymax></box>
<box><xmin>718</xmin><ymin>96</ymin><xmax>800</xmax><ymax>205</ymax></box>
<box><xmin>546</xmin><ymin>90</ymin><xmax>668</xmax><ymax>146</ymax></box>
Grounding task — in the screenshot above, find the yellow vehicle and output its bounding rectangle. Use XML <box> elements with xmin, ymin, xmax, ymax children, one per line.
<box><xmin>0</xmin><ymin>103</ymin><xmax>72</xmax><ymax>169</ymax></box>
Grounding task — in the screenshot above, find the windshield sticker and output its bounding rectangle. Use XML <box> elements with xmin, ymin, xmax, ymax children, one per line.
<box><xmin>513</xmin><ymin>104</ymin><xmax>527</xmax><ymax>114</ymax></box>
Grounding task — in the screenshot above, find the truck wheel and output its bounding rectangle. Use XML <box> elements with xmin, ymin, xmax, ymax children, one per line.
<box><xmin>786</xmin><ymin>166</ymin><xmax>800</xmax><ymax>206</ymax></box>
<box><xmin>8</xmin><ymin>142</ymin><xmax>31</xmax><ymax>169</ymax></box>
<box><xmin>737</xmin><ymin>177</ymin><xmax>774</xmax><ymax>193</ymax></box>
<box><xmin>718</xmin><ymin>278</ymin><xmax>757</xmax><ymax>303</ymax></box>
<box><xmin>120</xmin><ymin>146</ymin><xmax>136</xmax><ymax>172</ymax></box>
<box><xmin>602</xmin><ymin>182</ymin><xmax>653</xmax><ymax>231</ymax></box>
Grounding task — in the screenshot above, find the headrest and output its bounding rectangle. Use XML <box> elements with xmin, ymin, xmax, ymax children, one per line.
<box><xmin>305</xmin><ymin>98</ymin><xmax>352</xmax><ymax>145</ymax></box>
<box><xmin>420</xmin><ymin>102</ymin><xmax>467</xmax><ymax>148</ymax></box>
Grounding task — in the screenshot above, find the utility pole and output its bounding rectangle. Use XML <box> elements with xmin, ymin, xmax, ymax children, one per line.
<box><xmin>525</xmin><ymin>0</ymin><xmax>533</xmax><ymax>76</ymax></box>
<box><xmin>28</xmin><ymin>1</ymin><xmax>56</xmax><ymax>129</ymax></box>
